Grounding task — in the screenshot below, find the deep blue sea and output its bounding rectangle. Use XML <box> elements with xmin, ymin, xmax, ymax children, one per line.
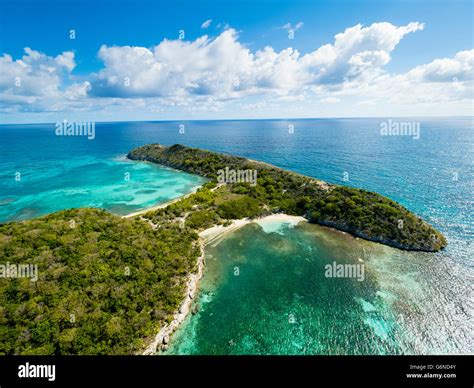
<box><xmin>0</xmin><ymin>118</ymin><xmax>472</xmax><ymax>354</ymax></box>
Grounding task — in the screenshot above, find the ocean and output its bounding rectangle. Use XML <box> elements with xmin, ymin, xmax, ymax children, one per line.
<box><xmin>0</xmin><ymin>117</ymin><xmax>472</xmax><ymax>354</ymax></box>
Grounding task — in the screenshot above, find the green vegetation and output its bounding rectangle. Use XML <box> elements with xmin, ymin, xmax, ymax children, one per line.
<box><xmin>0</xmin><ymin>208</ymin><xmax>200</xmax><ymax>355</ymax></box>
<box><xmin>129</xmin><ymin>144</ymin><xmax>446</xmax><ymax>251</ymax></box>
<box><xmin>144</xmin><ymin>184</ymin><xmax>263</xmax><ymax>232</ymax></box>
<box><xmin>307</xmin><ymin>186</ymin><xmax>445</xmax><ymax>250</ymax></box>
<box><xmin>185</xmin><ymin>210</ymin><xmax>219</xmax><ymax>229</ymax></box>
<box><xmin>0</xmin><ymin>143</ymin><xmax>446</xmax><ymax>355</ymax></box>
<box><xmin>216</xmin><ymin>196</ymin><xmax>262</xmax><ymax>219</ymax></box>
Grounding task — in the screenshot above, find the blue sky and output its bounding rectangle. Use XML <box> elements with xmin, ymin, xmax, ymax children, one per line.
<box><xmin>0</xmin><ymin>0</ymin><xmax>473</xmax><ymax>123</ymax></box>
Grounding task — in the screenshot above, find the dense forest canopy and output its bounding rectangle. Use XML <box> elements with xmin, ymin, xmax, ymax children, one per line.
<box><xmin>0</xmin><ymin>208</ymin><xmax>200</xmax><ymax>355</ymax></box>
<box><xmin>0</xmin><ymin>143</ymin><xmax>446</xmax><ymax>355</ymax></box>
<box><xmin>128</xmin><ymin>144</ymin><xmax>446</xmax><ymax>252</ymax></box>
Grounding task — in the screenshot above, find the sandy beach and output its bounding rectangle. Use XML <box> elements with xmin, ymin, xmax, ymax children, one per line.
<box><xmin>200</xmin><ymin>214</ymin><xmax>307</xmax><ymax>245</ymax></box>
<box><xmin>141</xmin><ymin>240</ymin><xmax>205</xmax><ymax>355</ymax></box>
<box><xmin>123</xmin><ymin>187</ymin><xmax>201</xmax><ymax>219</ymax></box>
<box><xmin>124</xmin><ymin>183</ymin><xmax>224</xmax><ymax>219</ymax></box>
<box><xmin>140</xmin><ymin>213</ymin><xmax>306</xmax><ymax>355</ymax></box>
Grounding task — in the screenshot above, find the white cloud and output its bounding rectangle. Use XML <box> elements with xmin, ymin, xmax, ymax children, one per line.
<box><xmin>201</xmin><ymin>19</ymin><xmax>212</xmax><ymax>29</ymax></box>
<box><xmin>319</xmin><ymin>97</ymin><xmax>341</xmax><ymax>104</ymax></box>
<box><xmin>216</xmin><ymin>22</ymin><xmax>230</xmax><ymax>30</ymax></box>
<box><xmin>281</xmin><ymin>22</ymin><xmax>304</xmax><ymax>31</ymax></box>
<box><xmin>55</xmin><ymin>51</ymin><xmax>76</xmax><ymax>72</ymax></box>
<box><xmin>294</xmin><ymin>22</ymin><xmax>304</xmax><ymax>30</ymax></box>
<box><xmin>299</xmin><ymin>22</ymin><xmax>424</xmax><ymax>84</ymax></box>
<box><xmin>90</xmin><ymin>29</ymin><xmax>255</xmax><ymax>99</ymax></box>
<box><xmin>406</xmin><ymin>49</ymin><xmax>474</xmax><ymax>82</ymax></box>
<box><xmin>0</xmin><ymin>48</ymin><xmax>76</xmax><ymax>98</ymax></box>
<box><xmin>1</xmin><ymin>22</ymin><xmax>472</xmax><ymax>121</ymax></box>
<box><xmin>331</xmin><ymin>49</ymin><xmax>474</xmax><ymax>107</ymax></box>
<box><xmin>88</xmin><ymin>22</ymin><xmax>426</xmax><ymax>100</ymax></box>
<box><xmin>0</xmin><ymin>48</ymin><xmax>91</xmax><ymax>114</ymax></box>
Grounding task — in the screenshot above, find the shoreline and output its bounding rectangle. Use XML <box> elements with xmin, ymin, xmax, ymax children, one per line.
<box><xmin>128</xmin><ymin>144</ymin><xmax>447</xmax><ymax>252</ymax></box>
<box><xmin>123</xmin><ymin>186</ymin><xmax>202</xmax><ymax>219</ymax></box>
<box><xmin>200</xmin><ymin>214</ymin><xmax>307</xmax><ymax>246</ymax></box>
<box><xmin>141</xmin><ymin>213</ymin><xmax>306</xmax><ymax>355</ymax></box>
<box><xmin>141</xmin><ymin>240</ymin><xmax>206</xmax><ymax>355</ymax></box>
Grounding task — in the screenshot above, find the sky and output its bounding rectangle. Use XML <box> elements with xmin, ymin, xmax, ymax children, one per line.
<box><xmin>0</xmin><ymin>0</ymin><xmax>473</xmax><ymax>123</ymax></box>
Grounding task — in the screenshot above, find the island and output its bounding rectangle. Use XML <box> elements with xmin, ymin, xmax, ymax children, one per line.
<box><xmin>128</xmin><ymin>144</ymin><xmax>446</xmax><ymax>252</ymax></box>
<box><xmin>0</xmin><ymin>144</ymin><xmax>446</xmax><ymax>355</ymax></box>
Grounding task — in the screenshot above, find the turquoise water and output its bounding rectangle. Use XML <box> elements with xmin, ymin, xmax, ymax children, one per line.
<box><xmin>0</xmin><ymin>118</ymin><xmax>472</xmax><ymax>354</ymax></box>
<box><xmin>167</xmin><ymin>220</ymin><xmax>471</xmax><ymax>355</ymax></box>
<box><xmin>0</xmin><ymin>125</ymin><xmax>205</xmax><ymax>222</ymax></box>
<box><xmin>168</xmin><ymin>221</ymin><xmax>399</xmax><ymax>355</ymax></box>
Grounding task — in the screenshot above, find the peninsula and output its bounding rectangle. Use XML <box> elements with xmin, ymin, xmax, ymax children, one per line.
<box><xmin>0</xmin><ymin>143</ymin><xmax>446</xmax><ymax>355</ymax></box>
<box><xmin>128</xmin><ymin>144</ymin><xmax>446</xmax><ymax>252</ymax></box>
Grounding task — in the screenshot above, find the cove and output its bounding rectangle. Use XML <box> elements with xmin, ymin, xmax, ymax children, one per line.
<box><xmin>166</xmin><ymin>219</ymin><xmax>470</xmax><ymax>355</ymax></box>
<box><xmin>166</xmin><ymin>220</ymin><xmax>401</xmax><ymax>355</ymax></box>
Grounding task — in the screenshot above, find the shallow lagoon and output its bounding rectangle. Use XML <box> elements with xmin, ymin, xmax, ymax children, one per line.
<box><xmin>167</xmin><ymin>220</ymin><xmax>471</xmax><ymax>355</ymax></box>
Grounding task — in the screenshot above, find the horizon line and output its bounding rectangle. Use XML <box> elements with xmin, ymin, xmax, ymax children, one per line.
<box><xmin>1</xmin><ymin>115</ymin><xmax>473</xmax><ymax>126</ymax></box>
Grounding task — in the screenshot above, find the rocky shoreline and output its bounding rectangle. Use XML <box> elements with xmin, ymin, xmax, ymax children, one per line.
<box><xmin>140</xmin><ymin>213</ymin><xmax>306</xmax><ymax>354</ymax></box>
<box><xmin>141</xmin><ymin>240</ymin><xmax>205</xmax><ymax>355</ymax></box>
<box><xmin>129</xmin><ymin>143</ymin><xmax>447</xmax><ymax>354</ymax></box>
<box><xmin>128</xmin><ymin>144</ymin><xmax>447</xmax><ymax>252</ymax></box>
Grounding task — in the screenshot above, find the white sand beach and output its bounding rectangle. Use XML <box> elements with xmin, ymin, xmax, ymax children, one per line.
<box><xmin>141</xmin><ymin>213</ymin><xmax>306</xmax><ymax>355</ymax></box>
<box><xmin>200</xmin><ymin>214</ymin><xmax>307</xmax><ymax>245</ymax></box>
<box><xmin>123</xmin><ymin>188</ymin><xmax>201</xmax><ymax>219</ymax></box>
